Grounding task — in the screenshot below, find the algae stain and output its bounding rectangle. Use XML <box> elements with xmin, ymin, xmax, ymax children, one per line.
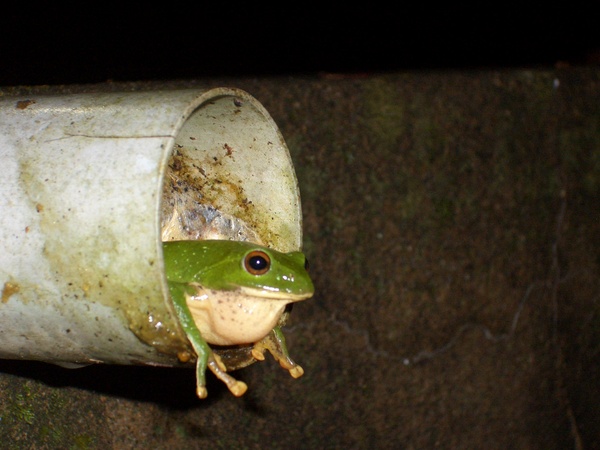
<box><xmin>399</xmin><ymin>190</ymin><xmax>426</xmax><ymax>221</ymax></box>
<box><xmin>558</xmin><ymin>116</ymin><xmax>600</xmax><ymax>196</ymax></box>
<box><xmin>174</xmin><ymin>424</ymin><xmax>187</xmax><ymax>439</ymax></box>
<box><xmin>40</xmin><ymin>424</ymin><xmax>63</xmax><ymax>443</ymax></box>
<box><xmin>363</xmin><ymin>78</ymin><xmax>406</xmax><ymax>150</ymax></box>
<box><xmin>1</xmin><ymin>281</ymin><xmax>20</xmax><ymax>303</ymax></box>
<box><xmin>0</xmin><ymin>382</ymin><xmax>100</xmax><ymax>449</ymax></box>
<box><xmin>433</xmin><ymin>196</ymin><xmax>456</xmax><ymax>225</ymax></box>
<box><xmin>285</xmin><ymin>134</ymin><xmax>326</xmax><ymax>204</ymax></box>
<box><xmin>72</xmin><ymin>434</ymin><xmax>96</xmax><ymax>449</ymax></box>
<box><xmin>13</xmin><ymin>393</ymin><xmax>35</xmax><ymax>425</ymax></box>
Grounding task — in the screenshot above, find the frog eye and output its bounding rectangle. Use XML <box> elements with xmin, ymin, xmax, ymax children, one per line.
<box><xmin>244</xmin><ymin>250</ymin><xmax>271</xmax><ymax>275</ymax></box>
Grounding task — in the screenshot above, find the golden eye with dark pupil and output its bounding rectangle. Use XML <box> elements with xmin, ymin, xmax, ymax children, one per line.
<box><xmin>244</xmin><ymin>250</ymin><xmax>271</xmax><ymax>275</ymax></box>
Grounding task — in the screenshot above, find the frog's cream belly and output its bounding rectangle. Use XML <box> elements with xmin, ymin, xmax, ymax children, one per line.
<box><xmin>186</xmin><ymin>288</ymin><xmax>289</xmax><ymax>346</ymax></box>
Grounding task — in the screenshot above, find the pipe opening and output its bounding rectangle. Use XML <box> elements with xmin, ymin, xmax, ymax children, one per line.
<box><xmin>161</xmin><ymin>89</ymin><xmax>302</xmax><ymax>252</ymax></box>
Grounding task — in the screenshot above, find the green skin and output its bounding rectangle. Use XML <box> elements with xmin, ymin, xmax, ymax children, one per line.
<box><xmin>163</xmin><ymin>239</ymin><xmax>314</xmax><ymax>398</ymax></box>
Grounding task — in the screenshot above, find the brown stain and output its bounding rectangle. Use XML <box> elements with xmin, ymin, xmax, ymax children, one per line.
<box><xmin>1</xmin><ymin>281</ymin><xmax>20</xmax><ymax>303</ymax></box>
<box><xmin>224</xmin><ymin>143</ymin><xmax>234</xmax><ymax>157</ymax></box>
<box><xmin>164</xmin><ymin>146</ymin><xmax>261</xmax><ymax>239</ymax></box>
<box><xmin>15</xmin><ymin>99</ymin><xmax>35</xmax><ymax>109</ymax></box>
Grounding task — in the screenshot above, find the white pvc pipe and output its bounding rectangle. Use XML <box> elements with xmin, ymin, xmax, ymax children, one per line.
<box><xmin>0</xmin><ymin>88</ymin><xmax>302</xmax><ymax>368</ymax></box>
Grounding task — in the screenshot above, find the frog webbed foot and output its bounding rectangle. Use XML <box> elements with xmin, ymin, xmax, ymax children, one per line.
<box><xmin>189</xmin><ymin>341</ymin><xmax>247</xmax><ymax>399</ymax></box>
<box><xmin>252</xmin><ymin>326</ymin><xmax>304</xmax><ymax>379</ymax></box>
<box><xmin>206</xmin><ymin>352</ymin><xmax>247</xmax><ymax>397</ymax></box>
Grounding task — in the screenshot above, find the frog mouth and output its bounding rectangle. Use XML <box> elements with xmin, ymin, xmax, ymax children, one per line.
<box><xmin>238</xmin><ymin>285</ymin><xmax>313</xmax><ymax>301</ymax></box>
<box><xmin>185</xmin><ymin>287</ymin><xmax>310</xmax><ymax>346</ymax></box>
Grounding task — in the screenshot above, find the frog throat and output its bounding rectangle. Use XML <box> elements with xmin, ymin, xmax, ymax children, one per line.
<box><xmin>185</xmin><ymin>285</ymin><xmax>309</xmax><ymax>346</ymax></box>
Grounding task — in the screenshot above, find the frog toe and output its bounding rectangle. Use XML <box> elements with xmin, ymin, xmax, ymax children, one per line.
<box><xmin>250</xmin><ymin>347</ymin><xmax>266</xmax><ymax>361</ymax></box>
<box><xmin>196</xmin><ymin>385</ymin><xmax>208</xmax><ymax>399</ymax></box>
<box><xmin>253</xmin><ymin>326</ymin><xmax>305</xmax><ymax>378</ymax></box>
<box><xmin>288</xmin><ymin>365</ymin><xmax>304</xmax><ymax>378</ymax></box>
<box><xmin>207</xmin><ymin>353</ymin><xmax>248</xmax><ymax>397</ymax></box>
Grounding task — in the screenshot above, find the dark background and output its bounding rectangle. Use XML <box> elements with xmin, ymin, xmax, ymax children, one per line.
<box><xmin>1</xmin><ymin>6</ymin><xmax>598</xmax><ymax>86</ymax></box>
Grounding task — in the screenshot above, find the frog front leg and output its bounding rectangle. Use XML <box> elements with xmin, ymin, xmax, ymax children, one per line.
<box><xmin>169</xmin><ymin>282</ymin><xmax>247</xmax><ymax>398</ymax></box>
<box><xmin>251</xmin><ymin>307</ymin><xmax>304</xmax><ymax>378</ymax></box>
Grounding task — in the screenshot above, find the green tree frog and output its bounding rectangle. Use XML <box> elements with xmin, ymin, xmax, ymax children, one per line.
<box><xmin>163</xmin><ymin>239</ymin><xmax>314</xmax><ymax>399</ymax></box>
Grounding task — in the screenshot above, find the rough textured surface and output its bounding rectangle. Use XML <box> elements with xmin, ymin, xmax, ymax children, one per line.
<box><xmin>1</xmin><ymin>69</ymin><xmax>599</xmax><ymax>449</ymax></box>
